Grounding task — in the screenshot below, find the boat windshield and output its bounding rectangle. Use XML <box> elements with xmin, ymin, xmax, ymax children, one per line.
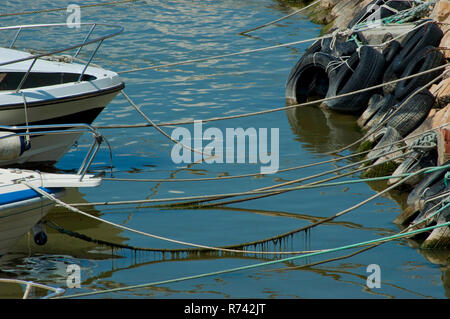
<box><xmin>0</xmin><ymin>71</ymin><xmax>96</xmax><ymax>90</ymax></box>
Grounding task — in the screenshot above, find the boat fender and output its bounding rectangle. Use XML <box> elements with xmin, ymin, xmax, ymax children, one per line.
<box><xmin>32</xmin><ymin>222</ymin><xmax>47</xmax><ymax>246</ymax></box>
<box><xmin>392</xmin><ymin>22</ymin><xmax>443</xmax><ymax>75</ymax></box>
<box><xmin>0</xmin><ymin>132</ymin><xmax>31</xmax><ymax>161</ymax></box>
<box><xmin>285</xmin><ymin>52</ymin><xmax>339</xmax><ymax>105</ymax></box>
<box><xmin>323</xmin><ymin>46</ymin><xmax>385</xmax><ymax>114</ymax></box>
<box><xmin>382</xmin><ymin>40</ymin><xmax>401</xmax><ymax>66</ymax></box>
<box><xmin>394</xmin><ymin>46</ymin><xmax>445</xmax><ymax>100</ymax></box>
<box><xmin>385</xmin><ymin>90</ymin><xmax>435</xmax><ymax>137</ymax></box>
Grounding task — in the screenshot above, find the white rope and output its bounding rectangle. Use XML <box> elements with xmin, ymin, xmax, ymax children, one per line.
<box><xmin>326</xmin><ymin>55</ymin><xmax>353</xmax><ymax>73</ymax></box>
<box><xmin>22</xmin><ymin>162</ymin><xmax>444</xmax><ymax>257</ymax></box>
<box><xmin>21</xmin><ymin>181</ymin><xmax>325</xmax><ymax>256</ymax></box>
<box><xmin>20</xmin><ymin>92</ymin><xmax>31</xmax><ymax>144</ymax></box>
<box><xmin>239</xmin><ymin>0</ymin><xmax>324</xmax><ymax>35</ymax></box>
<box><xmin>117</xmin><ymin>35</ymin><xmax>334</xmax><ymax>74</ymax></box>
<box><xmin>99</xmin><ymin>121</ymin><xmax>449</xmax><ymax>184</ymax></box>
<box><xmin>60</xmin><ymin>147</ymin><xmax>414</xmax><ymax>207</ymax></box>
<box><xmin>121</xmin><ymin>90</ymin><xmax>215</xmax><ymax>160</ymax></box>
<box><xmin>100</xmin><ymin>62</ymin><xmax>450</xmax><ymax>130</ymax></box>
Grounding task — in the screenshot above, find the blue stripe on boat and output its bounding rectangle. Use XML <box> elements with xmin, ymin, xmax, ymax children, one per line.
<box><xmin>0</xmin><ymin>188</ymin><xmax>63</xmax><ymax>206</ymax></box>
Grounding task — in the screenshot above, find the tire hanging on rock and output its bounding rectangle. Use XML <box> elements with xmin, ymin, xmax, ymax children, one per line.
<box><xmin>322</xmin><ymin>45</ymin><xmax>385</xmax><ymax>114</ymax></box>
<box><xmin>382</xmin><ymin>40</ymin><xmax>401</xmax><ymax>65</ymax></box>
<box><xmin>285</xmin><ymin>52</ymin><xmax>339</xmax><ymax>105</ymax></box>
<box><xmin>384</xmin><ymin>89</ymin><xmax>435</xmax><ymax>137</ymax></box>
<box><xmin>391</xmin><ymin>22</ymin><xmax>444</xmax><ymax>75</ymax></box>
<box><xmin>382</xmin><ymin>60</ymin><xmax>400</xmax><ymax>96</ymax></box>
<box><xmin>390</xmin><ymin>131</ymin><xmax>437</xmax><ymax>183</ymax></box>
<box><xmin>358</xmin><ymin>93</ymin><xmax>384</xmax><ymax>127</ymax></box>
<box><xmin>320</xmin><ymin>36</ymin><xmax>358</xmax><ymax>57</ymax></box>
<box><xmin>394</xmin><ymin>45</ymin><xmax>445</xmax><ymax>100</ymax></box>
<box><xmin>405</xmin><ymin>163</ymin><xmax>450</xmax><ymax>219</ymax></box>
<box><xmin>362</xmin><ymin>94</ymin><xmax>398</xmax><ymax>129</ymax></box>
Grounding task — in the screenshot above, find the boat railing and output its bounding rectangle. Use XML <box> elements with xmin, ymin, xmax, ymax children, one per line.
<box><xmin>0</xmin><ymin>123</ymin><xmax>105</xmax><ymax>180</ymax></box>
<box><xmin>0</xmin><ymin>278</ymin><xmax>65</xmax><ymax>299</ymax></box>
<box><xmin>0</xmin><ymin>22</ymin><xmax>124</xmax><ymax>92</ymax></box>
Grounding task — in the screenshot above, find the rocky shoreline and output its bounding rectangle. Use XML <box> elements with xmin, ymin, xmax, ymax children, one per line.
<box><xmin>283</xmin><ymin>0</ymin><xmax>450</xmax><ymax>248</ymax></box>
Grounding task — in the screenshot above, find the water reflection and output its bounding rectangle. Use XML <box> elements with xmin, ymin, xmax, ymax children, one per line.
<box><xmin>1</xmin><ymin>188</ymin><xmax>127</xmax><ymax>261</ymax></box>
<box><xmin>286</xmin><ymin>104</ymin><xmax>364</xmax><ymax>154</ymax></box>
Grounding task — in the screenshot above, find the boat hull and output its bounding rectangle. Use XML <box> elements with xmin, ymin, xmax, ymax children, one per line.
<box><xmin>0</xmin><ymin>190</ymin><xmax>63</xmax><ymax>256</ymax></box>
<box><xmin>0</xmin><ymin>47</ymin><xmax>124</xmax><ymax>166</ymax></box>
<box><xmin>0</xmin><ymin>85</ymin><xmax>123</xmax><ymax>166</ymax></box>
<box><xmin>0</xmin><ymin>168</ymin><xmax>101</xmax><ymax>257</ymax></box>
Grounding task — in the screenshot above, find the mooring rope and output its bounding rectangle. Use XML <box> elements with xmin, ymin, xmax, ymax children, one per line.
<box><xmin>116</xmin><ymin>17</ymin><xmax>431</xmax><ymax>75</ymax></box>
<box><xmin>178</xmin><ymin>154</ymin><xmax>435</xmax><ymax>209</ymax></box>
<box><xmin>141</xmin><ymin>114</ymin><xmax>448</xmax><ymax>208</ymax></box>
<box><xmin>272</xmin><ymin>194</ymin><xmax>450</xmax><ymax>272</ymax></box>
<box><xmin>53</xmin><ymin>210</ymin><xmax>450</xmax><ymax>299</ymax></box>
<box><xmin>92</xmin><ymin>64</ymin><xmax>450</xmax><ymax>198</ymax></box>
<box><xmin>63</xmin><ymin>144</ymin><xmax>413</xmax><ymax>208</ymax></box>
<box><xmin>45</xmin><ymin>218</ymin><xmax>321</xmax><ymax>255</ymax></box>
<box><xmin>46</xmin><ymin>168</ymin><xmax>447</xmax><ymax>256</ymax></box>
<box><xmin>327</xmin><ymin>67</ymin><xmax>450</xmax><ymax>155</ymax></box>
<box><xmin>159</xmin><ymin>148</ymin><xmax>413</xmax><ymax>209</ymax></box>
<box><xmin>0</xmin><ymin>0</ymin><xmax>140</xmax><ymax>17</ymax></box>
<box><xmin>25</xmin><ymin>182</ymin><xmax>330</xmax><ymax>256</ymax></box>
<box><xmin>49</xmin><ymin>194</ymin><xmax>450</xmax><ymax>299</ymax></box>
<box><xmin>121</xmin><ymin>90</ymin><xmax>215</xmax><ymax>160</ymax></box>
<box><xmin>97</xmin><ymin>62</ymin><xmax>450</xmax><ymax>131</ymax></box>
<box><xmin>25</xmin><ymin>164</ymin><xmax>449</xmax><ymax>259</ymax></box>
<box><xmin>100</xmin><ymin>121</ymin><xmax>449</xmax><ymax>184</ymax></box>
<box><xmin>238</xmin><ymin>0</ymin><xmax>323</xmax><ymax>35</ymax></box>
<box><xmin>117</xmin><ymin>35</ymin><xmax>336</xmax><ymax>75</ymax></box>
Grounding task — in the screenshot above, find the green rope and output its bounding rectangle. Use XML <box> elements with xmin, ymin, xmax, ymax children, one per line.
<box><xmin>347</xmin><ymin>33</ymin><xmax>363</xmax><ymax>47</ymax></box>
<box><xmin>445</xmin><ymin>172</ymin><xmax>450</xmax><ymax>187</ymax></box>
<box><xmin>412</xmin><ymin>199</ymin><xmax>450</xmax><ymax>227</ymax></box>
<box><xmin>353</xmin><ymin>1</ymin><xmax>432</xmax><ymax>30</ymax></box>
<box><xmin>55</xmin><ymin>214</ymin><xmax>450</xmax><ymax>299</ymax></box>
<box><xmin>51</xmin><ymin>165</ymin><xmax>450</xmax><ymax>298</ymax></box>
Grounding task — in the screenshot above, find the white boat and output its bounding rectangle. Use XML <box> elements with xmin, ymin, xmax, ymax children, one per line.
<box><xmin>0</xmin><ymin>168</ymin><xmax>101</xmax><ymax>257</ymax></box>
<box><xmin>0</xmin><ymin>23</ymin><xmax>125</xmax><ymax>166</ymax></box>
<box><xmin>0</xmin><ymin>124</ymin><xmax>103</xmax><ymax>257</ymax></box>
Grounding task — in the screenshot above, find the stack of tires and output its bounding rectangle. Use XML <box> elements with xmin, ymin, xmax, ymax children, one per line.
<box><xmin>360</xmin><ymin>21</ymin><xmax>445</xmax><ymax>195</ymax></box>
<box><xmin>286</xmin><ymin>20</ymin><xmax>445</xmax><ymax>130</ymax></box>
<box><xmin>285</xmin><ymin>6</ymin><xmax>447</xmax><ymax>184</ymax></box>
<box><xmin>285</xmin><ymin>32</ymin><xmax>385</xmax><ymax>113</ymax></box>
<box><xmin>285</xmin><ymin>0</ymin><xmax>416</xmax><ymax>114</ymax></box>
<box><xmin>285</xmin><ymin>0</ymin><xmax>450</xmax><ymax>249</ymax></box>
<box><xmin>358</xmin><ymin>21</ymin><xmax>445</xmax><ymax>138</ymax></box>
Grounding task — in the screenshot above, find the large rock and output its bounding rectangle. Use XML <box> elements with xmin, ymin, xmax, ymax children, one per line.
<box><xmin>310</xmin><ymin>0</ymin><xmax>369</xmax><ymax>30</ymax></box>
<box><xmin>431</xmin><ymin>104</ymin><xmax>450</xmax><ymax>165</ymax></box>
<box><xmin>330</xmin><ymin>0</ymin><xmax>372</xmax><ymax>29</ymax></box>
<box><xmin>431</xmin><ymin>103</ymin><xmax>450</xmax><ymax>128</ymax></box>
<box><xmin>431</xmin><ymin>0</ymin><xmax>450</xmax><ymax>60</ymax></box>
<box><xmin>404</xmin><ymin>102</ymin><xmax>450</xmax><ymax>147</ymax></box>
<box><xmin>440</xmin><ymin>31</ymin><xmax>450</xmax><ymax>60</ymax></box>
<box><xmin>431</xmin><ymin>0</ymin><xmax>450</xmax><ymax>23</ymax></box>
<box><xmin>431</xmin><ymin>77</ymin><xmax>450</xmax><ymax>108</ymax></box>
